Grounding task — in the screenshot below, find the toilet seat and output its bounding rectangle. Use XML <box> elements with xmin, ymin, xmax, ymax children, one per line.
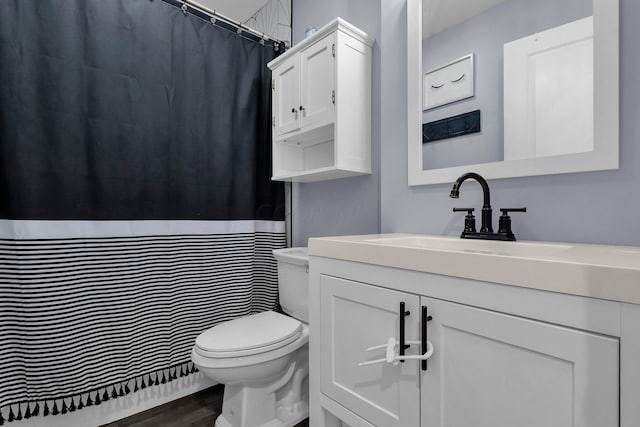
<box><xmin>195</xmin><ymin>311</ymin><xmax>302</xmax><ymax>358</ymax></box>
<box><xmin>192</xmin><ymin>323</ymin><xmax>309</xmax><ymax>370</ymax></box>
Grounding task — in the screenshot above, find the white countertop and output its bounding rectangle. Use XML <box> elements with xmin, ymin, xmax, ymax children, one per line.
<box><xmin>308</xmin><ymin>233</ymin><xmax>640</xmax><ymax>305</ymax></box>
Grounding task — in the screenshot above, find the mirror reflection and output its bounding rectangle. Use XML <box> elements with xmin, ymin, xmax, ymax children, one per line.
<box><xmin>421</xmin><ymin>0</ymin><xmax>593</xmax><ymax>171</ymax></box>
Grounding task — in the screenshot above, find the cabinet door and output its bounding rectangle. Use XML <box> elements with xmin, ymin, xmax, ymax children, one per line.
<box><xmin>300</xmin><ymin>34</ymin><xmax>336</xmax><ymax>129</ymax></box>
<box><xmin>273</xmin><ymin>55</ymin><xmax>300</xmax><ymax>136</ymax></box>
<box><xmin>320</xmin><ymin>275</ymin><xmax>420</xmax><ymax>427</ymax></box>
<box><xmin>420</xmin><ymin>297</ymin><xmax>619</xmax><ymax>427</ymax></box>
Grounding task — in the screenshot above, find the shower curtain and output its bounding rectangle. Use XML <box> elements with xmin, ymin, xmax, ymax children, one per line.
<box><xmin>0</xmin><ymin>0</ymin><xmax>285</xmax><ymax>422</ymax></box>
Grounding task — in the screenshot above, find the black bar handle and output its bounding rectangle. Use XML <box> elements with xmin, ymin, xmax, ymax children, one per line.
<box><xmin>421</xmin><ymin>305</ymin><xmax>433</xmax><ymax>371</ymax></box>
<box><xmin>500</xmin><ymin>207</ymin><xmax>527</xmax><ymax>214</ymax></box>
<box><xmin>399</xmin><ymin>302</ymin><xmax>410</xmax><ymax>362</ymax></box>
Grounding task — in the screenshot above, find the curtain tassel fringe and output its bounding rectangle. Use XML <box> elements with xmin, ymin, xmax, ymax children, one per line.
<box><xmin>0</xmin><ymin>361</ymin><xmax>199</xmax><ymax>422</ymax></box>
<box><xmin>51</xmin><ymin>401</ymin><xmax>59</xmax><ymax>416</ymax></box>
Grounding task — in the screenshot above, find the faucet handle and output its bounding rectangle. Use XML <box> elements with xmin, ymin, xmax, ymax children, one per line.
<box><xmin>453</xmin><ymin>208</ymin><xmax>476</xmax><ymax>234</ymax></box>
<box><xmin>498</xmin><ymin>208</ymin><xmax>527</xmax><ymax>241</ymax></box>
<box><xmin>500</xmin><ymin>207</ymin><xmax>527</xmax><ymax>215</ymax></box>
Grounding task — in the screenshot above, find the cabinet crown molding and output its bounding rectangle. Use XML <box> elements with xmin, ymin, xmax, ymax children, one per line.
<box><xmin>268</xmin><ymin>17</ymin><xmax>374</xmax><ymax>71</ymax></box>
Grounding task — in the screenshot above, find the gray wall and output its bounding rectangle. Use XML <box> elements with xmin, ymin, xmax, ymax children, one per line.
<box><xmin>291</xmin><ymin>0</ymin><xmax>381</xmax><ymax>247</ymax></box>
<box><xmin>293</xmin><ymin>0</ymin><xmax>640</xmax><ymax>248</ymax></box>
<box><xmin>382</xmin><ymin>0</ymin><xmax>640</xmax><ymax>247</ymax></box>
<box><xmin>421</xmin><ymin>0</ymin><xmax>592</xmax><ymax>170</ymax></box>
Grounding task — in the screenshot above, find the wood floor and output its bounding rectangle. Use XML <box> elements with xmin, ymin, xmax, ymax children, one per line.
<box><xmin>102</xmin><ymin>385</ymin><xmax>309</xmax><ymax>427</ymax></box>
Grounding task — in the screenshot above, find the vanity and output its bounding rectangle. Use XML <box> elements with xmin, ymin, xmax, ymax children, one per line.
<box><xmin>302</xmin><ymin>0</ymin><xmax>631</xmax><ymax>424</ymax></box>
<box><xmin>307</xmin><ymin>235</ymin><xmax>640</xmax><ymax>427</ymax></box>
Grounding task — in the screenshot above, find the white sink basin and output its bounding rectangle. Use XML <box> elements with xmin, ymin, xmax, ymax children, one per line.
<box><xmin>363</xmin><ymin>235</ymin><xmax>572</xmax><ymax>259</ymax></box>
<box><xmin>309</xmin><ymin>233</ymin><xmax>640</xmax><ymax>304</ymax></box>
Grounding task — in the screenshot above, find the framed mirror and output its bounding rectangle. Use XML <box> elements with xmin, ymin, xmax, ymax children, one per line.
<box><xmin>407</xmin><ymin>0</ymin><xmax>619</xmax><ymax>186</ymax></box>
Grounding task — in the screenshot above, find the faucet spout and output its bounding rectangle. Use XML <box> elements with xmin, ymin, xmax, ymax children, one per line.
<box><xmin>450</xmin><ymin>172</ymin><xmax>493</xmax><ymax>232</ymax></box>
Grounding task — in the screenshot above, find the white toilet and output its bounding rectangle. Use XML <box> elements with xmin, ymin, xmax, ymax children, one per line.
<box><xmin>191</xmin><ymin>247</ymin><xmax>310</xmax><ymax>427</ymax></box>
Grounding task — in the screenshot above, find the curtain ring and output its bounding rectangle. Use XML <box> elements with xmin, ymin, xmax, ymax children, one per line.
<box><xmin>181</xmin><ymin>3</ymin><xmax>188</xmax><ymax>15</ymax></box>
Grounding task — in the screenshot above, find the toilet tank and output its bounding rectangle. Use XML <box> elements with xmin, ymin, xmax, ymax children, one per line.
<box><xmin>273</xmin><ymin>247</ymin><xmax>309</xmax><ymax>322</ymax></box>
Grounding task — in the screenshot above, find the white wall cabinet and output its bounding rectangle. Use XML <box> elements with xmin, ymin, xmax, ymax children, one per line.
<box><xmin>273</xmin><ymin>55</ymin><xmax>300</xmax><ymax>136</ymax></box>
<box><xmin>503</xmin><ymin>17</ymin><xmax>594</xmax><ymax>161</ymax></box>
<box><xmin>309</xmin><ymin>258</ymin><xmax>631</xmax><ymax>427</ymax></box>
<box><xmin>268</xmin><ymin>18</ymin><xmax>373</xmax><ymax>182</ymax></box>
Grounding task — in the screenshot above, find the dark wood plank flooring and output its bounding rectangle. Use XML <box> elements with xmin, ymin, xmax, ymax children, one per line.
<box><xmin>102</xmin><ymin>385</ymin><xmax>309</xmax><ymax>427</ymax></box>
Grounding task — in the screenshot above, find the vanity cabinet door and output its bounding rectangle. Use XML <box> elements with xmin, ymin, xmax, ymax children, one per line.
<box><xmin>420</xmin><ymin>297</ymin><xmax>619</xmax><ymax>427</ymax></box>
<box><xmin>273</xmin><ymin>55</ymin><xmax>300</xmax><ymax>136</ymax></box>
<box><xmin>299</xmin><ymin>34</ymin><xmax>335</xmax><ymax>129</ymax></box>
<box><xmin>320</xmin><ymin>274</ymin><xmax>420</xmax><ymax>427</ymax></box>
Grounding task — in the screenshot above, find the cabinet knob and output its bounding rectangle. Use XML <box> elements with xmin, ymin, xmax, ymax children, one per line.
<box><xmin>291</xmin><ymin>108</ymin><xmax>296</xmax><ymax>114</ymax></box>
<box><xmin>299</xmin><ymin>105</ymin><xmax>305</xmax><ymax>112</ymax></box>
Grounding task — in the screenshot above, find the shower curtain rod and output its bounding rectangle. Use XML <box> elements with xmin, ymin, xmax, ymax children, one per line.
<box><xmin>181</xmin><ymin>0</ymin><xmax>286</xmax><ymax>46</ymax></box>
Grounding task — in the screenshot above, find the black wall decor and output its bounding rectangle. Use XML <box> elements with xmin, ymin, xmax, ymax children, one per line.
<box><xmin>423</xmin><ymin>110</ymin><xmax>481</xmax><ymax>143</ymax></box>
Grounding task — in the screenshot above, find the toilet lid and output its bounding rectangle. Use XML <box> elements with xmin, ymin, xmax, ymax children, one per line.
<box><xmin>195</xmin><ymin>311</ymin><xmax>302</xmax><ymax>356</ymax></box>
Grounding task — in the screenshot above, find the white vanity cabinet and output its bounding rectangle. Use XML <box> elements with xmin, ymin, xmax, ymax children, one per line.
<box><xmin>319</xmin><ymin>275</ymin><xmax>420</xmax><ymax>427</ymax></box>
<box><xmin>308</xmin><ymin>251</ymin><xmax>636</xmax><ymax>427</ymax></box>
<box><xmin>421</xmin><ymin>297</ymin><xmax>618</xmax><ymax>427</ymax></box>
<box><xmin>268</xmin><ymin>18</ymin><xmax>373</xmax><ymax>182</ymax></box>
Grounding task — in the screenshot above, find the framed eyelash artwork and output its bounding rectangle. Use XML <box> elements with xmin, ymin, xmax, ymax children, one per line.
<box><xmin>423</xmin><ymin>53</ymin><xmax>474</xmax><ymax>110</ymax></box>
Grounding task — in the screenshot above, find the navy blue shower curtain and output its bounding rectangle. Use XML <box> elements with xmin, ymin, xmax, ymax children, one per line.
<box><xmin>0</xmin><ymin>0</ymin><xmax>285</xmax><ymax>422</ymax></box>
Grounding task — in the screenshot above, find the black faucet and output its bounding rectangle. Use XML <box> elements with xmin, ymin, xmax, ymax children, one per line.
<box><xmin>450</xmin><ymin>172</ymin><xmax>493</xmax><ymax>232</ymax></box>
<box><xmin>450</xmin><ymin>172</ymin><xmax>526</xmax><ymax>241</ymax></box>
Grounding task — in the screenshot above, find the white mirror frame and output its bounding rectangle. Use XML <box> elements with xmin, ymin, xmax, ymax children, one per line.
<box><xmin>407</xmin><ymin>0</ymin><xmax>619</xmax><ymax>186</ymax></box>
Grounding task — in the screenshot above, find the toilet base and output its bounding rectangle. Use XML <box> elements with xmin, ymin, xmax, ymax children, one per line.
<box><xmin>214</xmin><ymin>402</ymin><xmax>308</xmax><ymax>427</ymax></box>
<box><xmin>214</xmin><ymin>347</ymin><xmax>309</xmax><ymax>427</ymax></box>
